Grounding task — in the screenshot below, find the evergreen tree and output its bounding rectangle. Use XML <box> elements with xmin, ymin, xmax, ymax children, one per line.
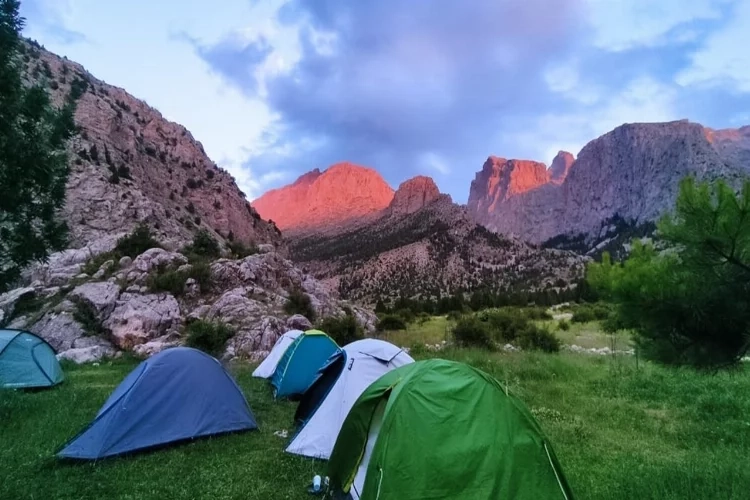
<box><xmin>588</xmin><ymin>177</ymin><xmax>750</xmax><ymax>368</ymax></box>
<box><xmin>0</xmin><ymin>0</ymin><xmax>77</xmax><ymax>291</ymax></box>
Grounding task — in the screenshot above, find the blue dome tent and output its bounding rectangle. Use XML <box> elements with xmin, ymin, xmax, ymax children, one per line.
<box><xmin>0</xmin><ymin>329</ymin><xmax>63</xmax><ymax>389</ymax></box>
<box><xmin>58</xmin><ymin>347</ymin><xmax>257</xmax><ymax>460</ymax></box>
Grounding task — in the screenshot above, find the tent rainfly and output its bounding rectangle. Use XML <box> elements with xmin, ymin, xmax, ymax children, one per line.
<box><xmin>252</xmin><ymin>330</ymin><xmax>303</xmax><ymax>379</ymax></box>
<box><xmin>269</xmin><ymin>330</ymin><xmax>339</xmax><ymax>400</ymax></box>
<box><xmin>286</xmin><ymin>339</ymin><xmax>414</xmax><ymax>459</ymax></box>
<box><xmin>58</xmin><ymin>347</ymin><xmax>257</xmax><ymax>460</ymax></box>
<box><xmin>328</xmin><ymin>359</ymin><xmax>575</xmax><ymax>500</ymax></box>
<box><xmin>0</xmin><ymin>329</ymin><xmax>63</xmax><ymax>389</ymax></box>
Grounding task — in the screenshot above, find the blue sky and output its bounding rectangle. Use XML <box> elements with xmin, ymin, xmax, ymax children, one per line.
<box><xmin>20</xmin><ymin>0</ymin><xmax>750</xmax><ymax>203</ymax></box>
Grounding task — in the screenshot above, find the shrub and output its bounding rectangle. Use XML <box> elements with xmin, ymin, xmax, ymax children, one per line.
<box><xmin>185</xmin><ymin>230</ymin><xmax>221</xmax><ymax>259</ymax></box>
<box><xmin>117</xmin><ymin>164</ymin><xmax>132</xmax><ymax>180</ymax></box>
<box><xmin>114</xmin><ymin>224</ymin><xmax>161</xmax><ymax>258</ymax></box>
<box><xmin>394</xmin><ymin>308</ymin><xmax>415</xmax><ymax>323</ymax></box>
<box><xmin>571</xmin><ymin>303</ymin><xmax>610</xmax><ymax>323</ymax></box>
<box><xmin>317</xmin><ymin>315</ymin><xmax>363</xmax><ymax>346</ymax></box>
<box><xmin>146</xmin><ymin>266</ymin><xmax>187</xmax><ymax>296</ymax></box>
<box><xmin>481</xmin><ymin>309</ymin><xmax>529</xmax><ymax>343</ymax></box>
<box><xmin>452</xmin><ymin>317</ymin><xmax>493</xmax><ymax>348</ymax></box>
<box><xmin>377</xmin><ymin>314</ymin><xmax>407</xmax><ymax>331</ymax></box>
<box><xmin>72</xmin><ymin>300</ymin><xmax>103</xmax><ymax>336</ymax></box>
<box><xmin>521</xmin><ymin>306</ymin><xmax>553</xmax><ymax>320</ymax></box>
<box><xmin>185</xmin><ymin>321</ymin><xmax>234</xmax><ymax>357</ymax></box>
<box><xmin>188</xmin><ymin>261</ymin><xmax>213</xmax><ymax>292</ymax></box>
<box><xmin>284</xmin><ymin>288</ymin><xmax>316</xmax><ymax>321</ymax></box>
<box><xmin>517</xmin><ymin>327</ymin><xmax>560</xmax><ymax>352</ymax></box>
<box><xmin>558</xmin><ymin>319</ymin><xmax>571</xmax><ymax>331</ymax></box>
<box><xmin>186</xmin><ymin>177</ymin><xmax>199</xmax><ymax>189</ymax></box>
<box><xmin>228</xmin><ymin>241</ymin><xmax>258</xmax><ymax>259</ymax></box>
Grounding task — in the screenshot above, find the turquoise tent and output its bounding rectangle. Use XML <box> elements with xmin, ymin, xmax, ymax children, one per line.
<box><xmin>270</xmin><ymin>330</ymin><xmax>339</xmax><ymax>399</ymax></box>
<box><xmin>0</xmin><ymin>329</ymin><xmax>64</xmax><ymax>389</ymax></box>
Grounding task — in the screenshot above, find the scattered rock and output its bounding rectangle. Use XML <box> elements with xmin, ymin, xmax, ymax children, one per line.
<box><xmin>132</xmin><ymin>334</ymin><xmax>180</xmax><ymax>357</ymax></box>
<box><xmin>226</xmin><ymin>316</ymin><xmax>286</xmax><ymax>358</ymax></box>
<box><xmin>119</xmin><ymin>256</ymin><xmax>133</xmax><ymax>268</ymax></box>
<box><xmin>258</xmin><ymin>244</ymin><xmax>275</xmax><ymax>254</ymax></box>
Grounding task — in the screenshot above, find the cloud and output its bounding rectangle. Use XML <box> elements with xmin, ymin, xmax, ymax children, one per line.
<box><xmin>195</xmin><ymin>0</ymin><xmax>585</xmax><ymax>194</ymax></box>
<box><xmin>586</xmin><ymin>0</ymin><xmax>732</xmax><ymax>52</ymax></box>
<box><xmin>20</xmin><ymin>0</ymin><xmax>87</xmax><ymax>45</ymax></box>
<box><xmin>676</xmin><ymin>0</ymin><xmax>750</xmax><ymax>92</ymax></box>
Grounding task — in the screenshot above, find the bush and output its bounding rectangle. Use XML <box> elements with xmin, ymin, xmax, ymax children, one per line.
<box><xmin>377</xmin><ymin>314</ymin><xmax>407</xmax><ymax>331</ymax></box>
<box><xmin>521</xmin><ymin>306</ymin><xmax>553</xmax><ymax>320</ymax></box>
<box><xmin>115</xmin><ymin>224</ymin><xmax>162</xmax><ymax>258</ymax></box>
<box><xmin>188</xmin><ymin>261</ymin><xmax>213</xmax><ymax>292</ymax></box>
<box><xmin>558</xmin><ymin>319</ymin><xmax>571</xmax><ymax>331</ymax></box>
<box><xmin>480</xmin><ymin>309</ymin><xmax>529</xmax><ymax>343</ymax></box>
<box><xmin>393</xmin><ymin>308</ymin><xmax>414</xmax><ymax>324</ymax></box>
<box><xmin>228</xmin><ymin>241</ymin><xmax>258</xmax><ymax>259</ymax></box>
<box><xmin>517</xmin><ymin>327</ymin><xmax>560</xmax><ymax>352</ymax></box>
<box><xmin>185</xmin><ymin>321</ymin><xmax>234</xmax><ymax>357</ymax></box>
<box><xmin>72</xmin><ymin>300</ymin><xmax>103</xmax><ymax>337</ymax></box>
<box><xmin>184</xmin><ymin>230</ymin><xmax>221</xmax><ymax>259</ymax></box>
<box><xmin>571</xmin><ymin>303</ymin><xmax>611</xmax><ymax>323</ymax></box>
<box><xmin>284</xmin><ymin>288</ymin><xmax>316</xmax><ymax>322</ymax></box>
<box><xmin>452</xmin><ymin>317</ymin><xmax>493</xmax><ymax>348</ymax></box>
<box><xmin>146</xmin><ymin>267</ymin><xmax>187</xmax><ymax>296</ymax></box>
<box><xmin>317</xmin><ymin>315</ymin><xmax>363</xmax><ymax>346</ymax></box>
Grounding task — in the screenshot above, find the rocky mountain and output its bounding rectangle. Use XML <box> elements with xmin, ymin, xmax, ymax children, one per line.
<box><xmin>290</xmin><ymin>178</ymin><xmax>585</xmax><ymax>304</ymax></box>
<box><xmin>0</xmin><ymin>42</ymin><xmax>375</xmax><ymax>364</ymax></box>
<box><xmin>252</xmin><ymin>163</ymin><xmax>395</xmax><ymax>233</ymax></box>
<box><xmin>387</xmin><ymin>176</ymin><xmax>441</xmax><ymax>216</ymax></box>
<box><xmin>20</xmin><ymin>40</ymin><xmax>281</xmax><ymax>251</ymax></box>
<box><xmin>469</xmin><ymin>120</ymin><xmax>750</xmax><ymax>253</ymax></box>
<box><xmin>549</xmin><ymin>151</ymin><xmax>575</xmax><ymax>185</ymax></box>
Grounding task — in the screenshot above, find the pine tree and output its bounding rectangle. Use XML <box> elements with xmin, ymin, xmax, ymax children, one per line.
<box><xmin>0</xmin><ymin>0</ymin><xmax>77</xmax><ymax>291</ymax></box>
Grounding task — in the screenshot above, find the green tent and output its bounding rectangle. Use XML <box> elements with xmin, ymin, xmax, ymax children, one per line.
<box><xmin>0</xmin><ymin>329</ymin><xmax>64</xmax><ymax>389</ymax></box>
<box><xmin>328</xmin><ymin>359</ymin><xmax>574</xmax><ymax>500</ymax></box>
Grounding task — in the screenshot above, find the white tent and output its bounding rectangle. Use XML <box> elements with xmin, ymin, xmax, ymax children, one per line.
<box><xmin>285</xmin><ymin>339</ymin><xmax>414</xmax><ymax>459</ymax></box>
<box><xmin>251</xmin><ymin>330</ymin><xmax>303</xmax><ymax>378</ymax></box>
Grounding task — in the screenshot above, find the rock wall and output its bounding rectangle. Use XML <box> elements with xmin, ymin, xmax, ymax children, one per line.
<box><xmin>21</xmin><ymin>41</ymin><xmax>281</xmax><ymax>250</ymax></box>
<box><xmin>469</xmin><ymin>120</ymin><xmax>750</xmax><ymax>245</ymax></box>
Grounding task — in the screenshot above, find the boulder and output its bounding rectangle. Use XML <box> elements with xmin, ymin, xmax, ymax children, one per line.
<box><xmin>103</xmin><ymin>293</ymin><xmax>181</xmax><ymax>349</ymax></box>
<box><xmin>226</xmin><ymin>316</ymin><xmax>286</xmax><ymax>358</ymax></box>
<box><xmin>206</xmin><ymin>287</ymin><xmax>265</xmax><ymax>327</ymax></box>
<box><xmin>258</xmin><ymin>243</ymin><xmax>275</xmax><ymax>254</ymax></box>
<box><xmin>30</xmin><ymin>312</ymin><xmax>87</xmax><ymax>352</ymax></box>
<box><xmin>286</xmin><ymin>314</ymin><xmax>313</xmax><ymax>331</ymax></box>
<box><xmin>119</xmin><ymin>256</ymin><xmax>133</xmax><ymax>268</ymax></box>
<box><xmin>26</xmin><ymin>235</ymin><xmax>120</xmax><ymax>286</ymax></box>
<box><xmin>132</xmin><ymin>334</ymin><xmax>180</xmax><ymax>357</ymax></box>
<box><xmin>69</xmin><ymin>281</ymin><xmax>121</xmax><ymax>320</ymax></box>
<box><xmin>132</xmin><ymin>248</ymin><xmax>188</xmax><ymax>274</ymax></box>
<box><xmin>0</xmin><ymin>287</ymin><xmax>35</xmax><ymax>325</ymax></box>
<box><xmin>57</xmin><ymin>344</ymin><xmax>118</xmax><ymax>364</ymax></box>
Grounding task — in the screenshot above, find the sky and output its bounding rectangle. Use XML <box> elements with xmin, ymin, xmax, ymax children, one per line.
<box><xmin>20</xmin><ymin>0</ymin><xmax>750</xmax><ymax>203</ymax></box>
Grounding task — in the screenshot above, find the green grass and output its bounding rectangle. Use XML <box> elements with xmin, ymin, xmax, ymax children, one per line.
<box><xmin>3</xmin><ymin>345</ymin><xmax>750</xmax><ymax>499</ymax></box>
<box><xmin>376</xmin><ymin>315</ymin><xmax>451</xmax><ymax>346</ymax></box>
<box><xmin>542</xmin><ymin>320</ymin><xmax>633</xmax><ymax>350</ymax></box>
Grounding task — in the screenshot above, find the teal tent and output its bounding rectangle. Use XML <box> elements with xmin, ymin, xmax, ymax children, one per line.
<box><xmin>270</xmin><ymin>330</ymin><xmax>339</xmax><ymax>399</ymax></box>
<box><xmin>0</xmin><ymin>329</ymin><xmax>64</xmax><ymax>389</ymax></box>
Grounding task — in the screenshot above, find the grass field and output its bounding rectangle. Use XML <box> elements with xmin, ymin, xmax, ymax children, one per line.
<box><xmin>3</xmin><ymin>324</ymin><xmax>750</xmax><ymax>499</ymax></box>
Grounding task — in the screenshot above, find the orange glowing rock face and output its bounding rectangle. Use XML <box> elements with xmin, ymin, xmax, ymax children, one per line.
<box><xmin>468</xmin><ymin>156</ymin><xmax>550</xmax><ymax>213</ymax></box>
<box><xmin>251</xmin><ymin>162</ymin><xmax>395</xmax><ymax>231</ymax></box>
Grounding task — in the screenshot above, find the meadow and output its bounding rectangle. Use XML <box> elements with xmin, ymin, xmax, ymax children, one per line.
<box><xmin>2</xmin><ymin>320</ymin><xmax>750</xmax><ymax>500</ymax></box>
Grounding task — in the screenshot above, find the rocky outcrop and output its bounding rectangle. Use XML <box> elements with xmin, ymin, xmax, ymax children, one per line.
<box><xmin>549</xmin><ymin>151</ymin><xmax>574</xmax><ymax>185</ymax></box>
<box><xmin>21</xmin><ymin>41</ymin><xmax>282</xmax><ymax>250</ymax></box>
<box><xmin>468</xmin><ymin>157</ymin><xmax>549</xmax><ymax>216</ymax></box>
<box><xmin>2</xmin><ymin>245</ymin><xmax>376</xmax><ymax>363</ymax></box>
<box><xmin>387</xmin><ymin>176</ymin><xmax>441</xmax><ymax>216</ymax></box>
<box><xmin>252</xmin><ymin>162</ymin><xmax>395</xmax><ymax>232</ymax></box>
<box><xmin>470</xmin><ymin>120</ymin><xmax>750</xmax><ymax>248</ymax></box>
<box><xmin>290</xmin><ymin>195</ymin><xmax>586</xmax><ymax>304</ymax></box>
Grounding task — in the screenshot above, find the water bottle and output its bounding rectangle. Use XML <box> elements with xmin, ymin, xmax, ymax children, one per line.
<box><xmin>312</xmin><ymin>475</ymin><xmax>321</xmax><ymax>492</ymax></box>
